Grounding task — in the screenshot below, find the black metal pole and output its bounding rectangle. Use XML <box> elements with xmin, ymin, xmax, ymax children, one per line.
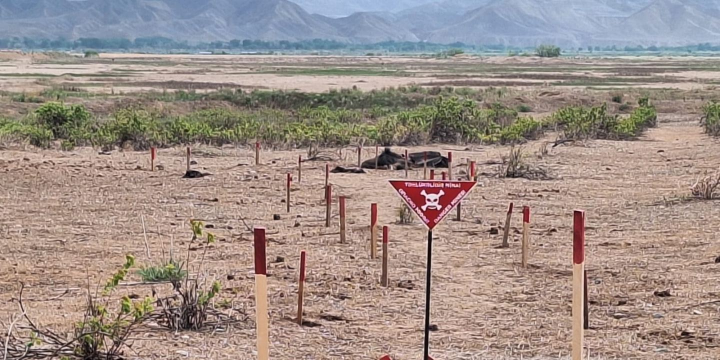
<box><xmin>423</xmin><ymin>230</ymin><xmax>433</xmax><ymax>360</ymax></box>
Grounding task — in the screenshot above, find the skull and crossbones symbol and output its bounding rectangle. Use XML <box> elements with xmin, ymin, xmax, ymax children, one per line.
<box><xmin>420</xmin><ymin>190</ymin><xmax>445</xmax><ymax>211</ymax></box>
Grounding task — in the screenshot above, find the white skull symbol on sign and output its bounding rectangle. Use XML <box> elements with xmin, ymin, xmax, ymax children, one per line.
<box><xmin>420</xmin><ymin>189</ymin><xmax>445</xmax><ymax>211</ymax></box>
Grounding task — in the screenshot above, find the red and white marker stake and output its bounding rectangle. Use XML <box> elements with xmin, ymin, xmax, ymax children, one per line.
<box><xmin>381</xmin><ymin>226</ymin><xmax>389</xmax><ymax>287</ymax></box>
<box><xmin>186</xmin><ymin>146</ymin><xmax>191</xmax><ymax>172</ymax></box>
<box><xmin>370</xmin><ymin>203</ymin><xmax>378</xmax><ymax>259</ymax></box>
<box><xmin>441</xmin><ymin>172</ymin><xmax>447</xmax><ymax>181</ymax></box>
<box><xmin>286</xmin><ymin>173</ymin><xmax>292</xmax><ymax>213</ymax></box>
<box><xmin>404</xmin><ymin>149</ymin><xmax>409</xmax><ymax>178</ymax></box>
<box><xmin>469</xmin><ymin>161</ymin><xmax>476</xmax><ymax>181</ymax></box>
<box><xmin>150</xmin><ymin>147</ymin><xmax>156</xmax><ymax>171</ymax></box>
<box><xmin>448</xmin><ymin>151</ymin><xmax>453</xmax><ymax>180</ymax></box>
<box><xmin>423</xmin><ymin>151</ymin><xmax>428</xmax><ymax>179</ymax></box>
<box><xmin>522</xmin><ymin>206</ymin><xmax>530</xmax><ymax>268</ymax></box>
<box><xmin>255</xmin><ymin>142</ymin><xmax>260</xmax><ymax>166</ymax></box>
<box><xmin>430</xmin><ymin>169</ymin><xmax>435</xmax><ymax>180</ymax></box>
<box><xmin>253</xmin><ymin>227</ymin><xmax>269</xmax><ymax>360</ymax></box>
<box><xmin>502</xmin><ymin>202</ymin><xmax>514</xmax><ymax>248</ymax></box>
<box><xmin>572</xmin><ymin>210</ymin><xmax>585</xmax><ymax>360</ymax></box>
<box><xmin>298</xmin><ymin>155</ymin><xmax>302</xmax><ymax>182</ymax></box>
<box><xmin>325</xmin><ymin>185</ymin><xmax>332</xmax><ymax>228</ymax></box>
<box><xmin>297</xmin><ymin>250</ymin><xmax>306</xmax><ymax>325</ymax></box>
<box><xmin>357</xmin><ymin>145</ymin><xmax>362</xmax><ymax>168</ymax></box>
<box><xmin>339</xmin><ymin>196</ymin><xmax>347</xmax><ymax>243</ymax></box>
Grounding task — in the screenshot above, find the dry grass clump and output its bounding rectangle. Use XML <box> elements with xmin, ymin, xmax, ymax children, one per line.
<box><xmin>396</xmin><ymin>204</ymin><xmax>414</xmax><ymax>224</ymax></box>
<box><xmin>691</xmin><ymin>169</ymin><xmax>720</xmax><ymax>200</ymax></box>
<box><xmin>498</xmin><ymin>146</ymin><xmax>551</xmax><ymax>180</ymax></box>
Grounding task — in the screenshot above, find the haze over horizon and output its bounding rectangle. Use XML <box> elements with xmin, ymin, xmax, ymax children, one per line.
<box><xmin>0</xmin><ymin>0</ymin><xmax>719</xmax><ymax>47</ymax></box>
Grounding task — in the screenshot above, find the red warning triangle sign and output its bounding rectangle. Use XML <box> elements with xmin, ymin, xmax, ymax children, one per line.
<box><xmin>389</xmin><ymin>180</ymin><xmax>477</xmax><ymax>230</ymax></box>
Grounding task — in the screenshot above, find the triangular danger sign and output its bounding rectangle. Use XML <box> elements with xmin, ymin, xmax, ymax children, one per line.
<box><xmin>389</xmin><ymin>180</ymin><xmax>477</xmax><ymax>230</ymax></box>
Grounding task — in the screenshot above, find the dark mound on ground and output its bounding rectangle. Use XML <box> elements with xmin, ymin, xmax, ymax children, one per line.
<box><xmin>361</xmin><ymin>148</ymin><xmax>449</xmax><ymax>170</ymax></box>
<box><xmin>331</xmin><ymin>166</ymin><xmax>365</xmax><ymax>174</ymax></box>
<box><xmin>183</xmin><ymin>170</ymin><xmax>211</xmax><ymax>178</ymax></box>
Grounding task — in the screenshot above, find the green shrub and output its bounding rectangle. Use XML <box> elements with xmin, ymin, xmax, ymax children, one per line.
<box><xmin>34</xmin><ymin>102</ymin><xmax>92</xmax><ymax>141</ymax></box>
<box><xmin>701</xmin><ymin>101</ymin><xmax>720</xmax><ymax>136</ymax></box>
<box><xmin>499</xmin><ymin>117</ymin><xmax>543</xmax><ymax>144</ymax></box>
<box><xmin>536</xmin><ymin>45</ymin><xmax>561</xmax><ymax>58</ymax></box>
<box><xmin>516</xmin><ymin>104</ymin><xmax>532</xmax><ymax>113</ymax></box>
<box><xmin>138</xmin><ymin>258</ymin><xmax>187</xmax><ymax>283</ymax></box>
<box><xmin>84</xmin><ymin>50</ymin><xmax>100</xmax><ymax>58</ymax></box>
<box><xmin>611</xmin><ymin>94</ymin><xmax>623</xmax><ymax>103</ymax></box>
<box><xmin>0</xmin><ymin>119</ymin><xmax>53</xmax><ymax>147</ymax></box>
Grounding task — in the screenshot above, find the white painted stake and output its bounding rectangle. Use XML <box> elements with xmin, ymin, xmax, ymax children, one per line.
<box><xmin>572</xmin><ymin>210</ymin><xmax>585</xmax><ymax>360</ymax></box>
<box><xmin>254</xmin><ymin>227</ymin><xmax>269</xmax><ymax>360</ymax></box>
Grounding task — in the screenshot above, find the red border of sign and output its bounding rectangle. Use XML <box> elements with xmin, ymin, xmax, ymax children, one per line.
<box><xmin>389</xmin><ymin>179</ymin><xmax>477</xmax><ymax>230</ymax></box>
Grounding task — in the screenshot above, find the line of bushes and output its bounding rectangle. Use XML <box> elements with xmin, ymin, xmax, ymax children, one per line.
<box><xmin>0</xmin><ymin>97</ymin><xmax>657</xmax><ymax>150</ymax></box>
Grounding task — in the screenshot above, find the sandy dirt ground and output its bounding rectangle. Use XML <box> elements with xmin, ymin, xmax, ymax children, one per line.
<box><xmin>1</xmin><ymin>53</ymin><xmax>720</xmax><ymax>93</ymax></box>
<box><xmin>0</xmin><ymin>112</ymin><xmax>719</xmax><ymax>359</ymax></box>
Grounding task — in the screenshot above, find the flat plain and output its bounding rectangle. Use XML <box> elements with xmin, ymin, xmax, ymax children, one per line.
<box><xmin>0</xmin><ymin>52</ymin><xmax>719</xmax><ymax>360</ymax></box>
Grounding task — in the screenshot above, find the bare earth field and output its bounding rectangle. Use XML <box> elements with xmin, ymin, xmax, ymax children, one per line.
<box><xmin>0</xmin><ymin>53</ymin><xmax>719</xmax><ymax>360</ymax></box>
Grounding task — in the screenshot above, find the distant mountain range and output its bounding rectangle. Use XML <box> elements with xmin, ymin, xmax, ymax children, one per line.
<box><xmin>0</xmin><ymin>0</ymin><xmax>719</xmax><ymax>47</ymax></box>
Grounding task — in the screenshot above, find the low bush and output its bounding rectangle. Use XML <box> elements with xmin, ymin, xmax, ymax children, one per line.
<box><xmin>701</xmin><ymin>101</ymin><xmax>720</xmax><ymax>136</ymax></box>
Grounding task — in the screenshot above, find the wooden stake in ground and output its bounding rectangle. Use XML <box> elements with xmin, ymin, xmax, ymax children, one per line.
<box><xmin>298</xmin><ymin>155</ymin><xmax>302</xmax><ymax>182</ymax></box>
<box><xmin>297</xmin><ymin>250</ymin><xmax>306</xmax><ymax>325</ymax></box>
<box><xmin>324</xmin><ymin>163</ymin><xmax>329</xmax><ymax>200</ymax></box>
<box><xmin>286</xmin><ymin>173</ymin><xmax>292</xmax><ymax>213</ymax></box>
<box><xmin>357</xmin><ymin>145</ymin><xmax>362</xmax><ymax>168</ymax></box>
<box><xmin>381</xmin><ymin>226</ymin><xmax>389</xmax><ymax>287</ymax></box>
<box><xmin>253</xmin><ymin>227</ymin><xmax>269</xmax><ymax>360</ymax></box>
<box><xmin>470</xmin><ymin>161</ymin><xmax>476</xmax><ymax>181</ymax></box>
<box><xmin>404</xmin><ymin>149</ymin><xmax>409</xmax><ymax>178</ymax></box>
<box><xmin>522</xmin><ymin>206</ymin><xmax>530</xmax><ymax>268</ymax></box>
<box><xmin>150</xmin><ymin>147</ymin><xmax>156</xmax><ymax>171</ymax></box>
<box><xmin>339</xmin><ymin>196</ymin><xmax>346</xmax><ymax>243</ymax></box>
<box><xmin>325</xmin><ymin>185</ymin><xmax>332</xmax><ymax>228</ymax></box>
<box><xmin>430</xmin><ymin>169</ymin><xmax>435</xmax><ymax>180</ymax></box>
<box><xmin>186</xmin><ymin>146</ymin><xmax>191</xmax><ymax>172</ymax></box>
<box><xmin>441</xmin><ymin>172</ymin><xmax>447</xmax><ymax>180</ymax></box>
<box><xmin>456</xmin><ymin>202</ymin><xmax>462</xmax><ymax>221</ymax></box>
<box><xmin>255</xmin><ymin>142</ymin><xmax>260</xmax><ymax>166</ymax></box>
<box><xmin>572</xmin><ymin>210</ymin><xmax>586</xmax><ymax>360</ymax></box>
<box><xmin>423</xmin><ymin>151</ymin><xmax>428</xmax><ymax>179</ymax></box>
<box><xmin>448</xmin><ymin>151</ymin><xmax>453</xmax><ymax>180</ymax></box>
<box><xmin>370</xmin><ymin>203</ymin><xmax>378</xmax><ymax>259</ymax></box>
<box><xmin>502</xmin><ymin>202</ymin><xmax>514</xmax><ymax>248</ymax></box>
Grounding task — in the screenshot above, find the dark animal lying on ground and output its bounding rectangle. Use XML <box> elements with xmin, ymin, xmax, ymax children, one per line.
<box><xmin>331</xmin><ymin>166</ymin><xmax>365</xmax><ymax>174</ymax></box>
<box><xmin>183</xmin><ymin>170</ymin><xmax>211</xmax><ymax>178</ymax></box>
<box><xmin>361</xmin><ymin>148</ymin><xmax>449</xmax><ymax>170</ymax></box>
<box><xmin>361</xmin><ymin>148</ymin><xmax>404</xmax><ymax>169</ymax></box>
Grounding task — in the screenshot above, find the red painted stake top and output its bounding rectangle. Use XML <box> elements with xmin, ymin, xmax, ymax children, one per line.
<box><xmin>424</xmin><ymin>151</ymin><xmax>428</xmax><ymax>161</ymax></box>
<box><xmin>255</xmin><ymin>142</ymin><xmax>260</xmax><ymax>150</ymax></box>
<box><xmin>253</xmin><ymin>227</ymin><xmax>267</xmax><ymax>275</ymax></box>
<box><xmin>382</xmin><ymin>226</ymin><xmax>389</xmax><ymax>244</ymax></box>
<box><xmin>371</xmin><ymin>203</ymin><xmax>378</xmax><ymax>226</ymax></box>
<box><xmin>430</xmin><ymin>170</ymin><xmax>435</xmax><ymax>180</ymax></box>
<box><xmin>573</xmin><ymin>210</ymin><xmax>585</xmax><ymax>265</ymax></box>
<box><xmin>287</xmin><ymin>173</ymin><xmax>292</xmax><ymax>188</ymax></box>
<box><xmin>325</xmin><ymin>163</ymin><xmax>329</xmax><ymax>178</ymax></box>
<box><xmin>150</xmin><ymin>147</ymin><xmax>156</xmax><ymax>160</ymax></box>
<box><xmin>299</xmin><ymin>251</ymin><xmax>306</xmax><ymax>282</ymax></box>
<box><xmin>448</xmin><ymin>151</ymin><xmax>453</xmax><ymax>163</ymax></box>
<box><xmin>441</xmin><ymin>172</ymin><xmax>447</xmax><ymax>180</ymax></box>
<box><xmin>508</xmin><ymin>202</ymin><xmax>514</xmax><ymax>214</ymax></box>
<box><xmin>523</xmin><ymin>206</ymin><xmax>530</xmax><ymax>223</ymax></box>
<box><xmin>339</xmin><ymin>196</ymin><xmax>346</xmax><ymax>217</ymax></box>
<box><xmin>470</xmin><ymin>161</ymin><xmax>476</xmax><ymax>178</ymax></box>
<box><xmin>298</xmin><ymin>155</ymin><xmax>302</xmax><ymax>163</ymax></box>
